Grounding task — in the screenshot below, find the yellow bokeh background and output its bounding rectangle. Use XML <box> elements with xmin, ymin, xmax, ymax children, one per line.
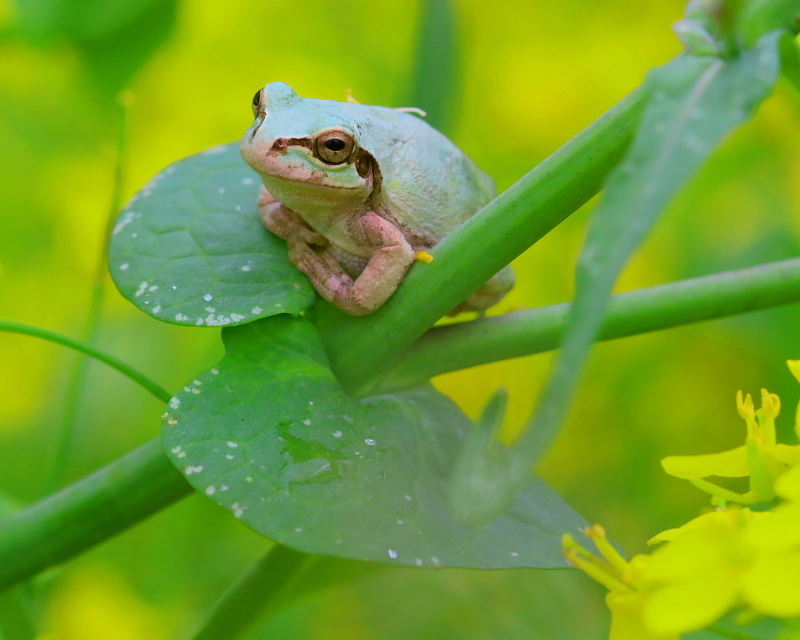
<box><xmin>1</xmin><ymin>0</ymin><xmax>799</xmax><ymax>637</ymax></box>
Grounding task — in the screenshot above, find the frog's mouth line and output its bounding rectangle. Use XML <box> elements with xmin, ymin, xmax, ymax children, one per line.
<box><xmin>259</xmin><ymin>172</ymin><xmax>363</xmax><ymax>191</ymax></box>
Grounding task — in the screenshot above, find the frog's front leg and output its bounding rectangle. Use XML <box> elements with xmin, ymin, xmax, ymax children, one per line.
<box><xmin>290</xmin><ymin>212</ymin><xmax>415</xmax><ymax>316</ymax></box>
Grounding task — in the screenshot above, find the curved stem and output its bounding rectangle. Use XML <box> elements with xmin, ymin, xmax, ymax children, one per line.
<box><xmin>379</xmin><ymin>257</ymin><xmax>800</xmax><ymax>392</ymax></box>
<box><xmin>315</xmin><ymin>89</ymin><xmax>647</xmax><ymax>396</ymax></box>
<box><xmin>0</xmin><ymin>320</ymin><xmax>171</xmax><ymax>404</ymax></box>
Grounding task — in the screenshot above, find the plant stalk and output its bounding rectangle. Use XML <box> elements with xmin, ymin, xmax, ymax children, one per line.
<box><xmin>0</xmin><ymin>439</ymin><xmax>189</xmax><ymax>591</ymax></box>
<box><xmin>192</xmin><ymin>545</ymin><xmax>310</xmax><ymax>640</ymax></box>
<box><xmin>314</xmin><ymin>90</ymin><xmax>647</xmax><ymax>397</ymax></box>
<box><xmin>378</xmin><ymin>257</ymin><xmax>800</xmax><ymax>392</ymax></box>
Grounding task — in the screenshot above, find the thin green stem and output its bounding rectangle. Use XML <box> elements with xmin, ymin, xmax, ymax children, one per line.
<box><xmin>705</xmin><ymin>622</ymin><xmax>764</xmax><ymax>640</ymax></box>
<box><xmin>0</xmin><ymin>439</ymin><xmax>189</xmax><ymax>591</ymax></box>
<box><xmin>0</xmin><ymin>320</ymin><xmax>171</xmax><ymax>404</ymax></box>
<box><xmin>408</xmin><ymin>0</ymin><xmax>461</xmax><ymax>134</ymax></box>
<box><xmin>378</xmin><ymin>257</ymin><xmax>800</xmax><ymax>392</ymax></box>
<box><xmin>193</xmin><ymin>548</ymin><xmax>382</xmax><ymax>640</ymax></box>
<box><xmin>192</xmin><ymin>545</ymin><xmax>310</xmax><ymax>640</ymax></box>
<box><xmin>314</xmin><ymin>89</ymin><xmax>646</xmax><ymax>397</ymax></box>
<box><xmin>47</xmin><ymin>95</ymin><xmax>130</xmax><ymax>491</ymax></box>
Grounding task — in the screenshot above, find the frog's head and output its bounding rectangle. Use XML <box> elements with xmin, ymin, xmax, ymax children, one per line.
<box><xmin>241</xmin><ymin>82</ymin><xmax>374</xmax><ymax>206</ymax></box>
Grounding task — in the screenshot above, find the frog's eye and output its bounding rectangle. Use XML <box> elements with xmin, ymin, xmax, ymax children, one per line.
<box><xmin>314</xmin><ymin>130</ymin><xmax>356</xmax><ymax>165</ymax></box>
<box><xmin>251</xmin><ymin>89</ymin><xmax>262</xmax><ymax>117</ymax></box>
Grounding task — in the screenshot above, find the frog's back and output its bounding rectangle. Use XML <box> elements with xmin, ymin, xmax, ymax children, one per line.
<box><xmin>356</xmin><ymin>105</ymin><xmax>495</xmax><ymax>245</ymax></box>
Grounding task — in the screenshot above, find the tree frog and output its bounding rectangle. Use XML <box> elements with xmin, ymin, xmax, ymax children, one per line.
<box><xmin>241</xmin><ymin>82</ymin><xmax>514</xmax><ymax>316</ymax></box>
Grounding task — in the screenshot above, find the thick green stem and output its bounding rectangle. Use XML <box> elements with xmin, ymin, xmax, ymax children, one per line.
<box><xmin>192</xmin><ymin>545</ymin><xmax>309</xmax><ymax>640</ymax></box>
<box><xmin>0</xmin><ymin>320</ymin><xmax>171</xmax><ymax>404</ymax></box>
<box><xmin>315</xmin><ymin>90</ymin><xmax>646</xmax><ymax>397</ymax></box>
<box><xmin>379</xmin><ymin>257</ymin><xmax>800</xmax><ymax>392</ymax></box>
<box><xmin>0</xmin><ymin>439</ymin><xmax>189</xmax><ymax>591</ymax></box>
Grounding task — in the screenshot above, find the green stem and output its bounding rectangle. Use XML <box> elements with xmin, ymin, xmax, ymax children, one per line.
<box><xmin>192</xmin><ymin>545</ymin><xmax>310</xmax><ymax>640</ymax></box>
<box><xmin>315</xmin><ymin>89</ymin><xmax>646</xmax><ymax>397</ymax></box>
<box><xmin>705</xmin><ymin>622</ymin><xmax>764</xmax><ymax>640</ymax></box>
<box><xmin>193</xmin><ymin>548</ymin><xmax>382</xmax><ymax>640</ymax></box>
<box><xmin>46</xmin><ymin>95</ymin><xmax>130</xmax><ymax>491</ymax></box>
<box><xmin>0</xmin><ymin>320</ymin><xmax>171</xmax><ymax>404</ymax></box>
<box><xmin>408</xmin><ymin>0</ymin><xmax>461</xmax><ymax>134</ymax></box>
<box><xmin>379</xmin><ymin>257</ymin><xmax>800</xmax><ymax>392</ymax></box>
<box><xmin>0</xmin><ymin>439</ymin><xmax>189</xmax><ymax>591</ymax></box>
<box><xmin>0</xmin><ymin>587</ymin><xmax>35</xmax><ymax>640</ymax></box>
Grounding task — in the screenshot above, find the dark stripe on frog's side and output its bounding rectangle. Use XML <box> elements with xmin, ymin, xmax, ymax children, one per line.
<box><xmin>268</xmin><ymin>137</ymin><xmax>313</xmax><ymax>154</ymax></box>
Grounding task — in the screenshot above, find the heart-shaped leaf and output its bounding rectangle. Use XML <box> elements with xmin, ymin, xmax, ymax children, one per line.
<box><xmin>162</xmin><ymin>316</ymin><xmax>589</xmax><ymax>569</ymax></box>
<box><xmin>109</xmin><ymin>143</ymin><xmax>315</xmax><ymax>327</ymax></box>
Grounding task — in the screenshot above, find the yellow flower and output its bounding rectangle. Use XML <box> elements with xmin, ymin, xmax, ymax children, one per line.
<box><xmin>563</xmin><ymin>526</ymin><xmax>680</xmax><ymax>640</ymax></box>
<box><xmin>640</xmin><ymin>508</ymin><xmax>768</xmax><ymax>634</ymax></box>
<box><xmin>661</xmin><ymin>384</ymin><xmax>800</xmax><ymax>505</ymax></box>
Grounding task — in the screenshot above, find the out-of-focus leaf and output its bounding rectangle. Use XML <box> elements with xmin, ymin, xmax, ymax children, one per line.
<box><xmin>109</xmin><ymin>144</ymin><xmax>315</xmax><ymax>328</ymax></box>
<box><xmin>779</xmin><ymin>31</ymin><xmax>800</xmax><ymax>92</ymax></box>
<box><xmin>447</xmin><ymin>388</ymin><xmax>515</xmax><ymax>525</ymax></box>
<box><xmin>73</xmin><ymin>0</ymin><xmax>179</xmax><ymax>94</ymax></box>
<box><xmin>162</xmin><ymin>315</ymin><xmax>590</xmax><ymax>569</ymax></box>
<box><xmin>408</xmin><ymin>0</ymin><xmax>460</xmax><ymax>134</ymax></box>
<box><xmin>738</xmin><ymin>0</ymin><xmax>800</xmax><ymax>45</ymax></box>
<box><xmin>12</xmin><ymin>0</ymin><xmax>179</xmax><ymax>93</ymax></box>
<box><xmin>453</xmin><ymin>32</ymin><xmax>783</xmax><ymax>524</ymax></box>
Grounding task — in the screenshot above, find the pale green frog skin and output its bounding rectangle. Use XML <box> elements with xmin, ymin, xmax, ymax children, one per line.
<box><xmin>241</xmin><ymin>82</ymin><xmax>514</xmax><ymax>316</ymax></box>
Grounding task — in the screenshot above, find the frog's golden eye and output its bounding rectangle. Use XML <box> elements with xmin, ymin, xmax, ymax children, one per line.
<box><xmin>314</xmin><ymin>130</ymin><xmax>356</xmax><ymax>165</ymax></box>
<box><xmin>251</xmin><ymin>89</ymin><xmax>262</xmax><ymax>117</ymax></box>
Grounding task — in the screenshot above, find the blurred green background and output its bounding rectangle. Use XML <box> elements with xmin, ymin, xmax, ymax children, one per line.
<box><xmin>1</xmin><ymin>0</ymin><xmax>799</xmax><ymax>637</ymax></box>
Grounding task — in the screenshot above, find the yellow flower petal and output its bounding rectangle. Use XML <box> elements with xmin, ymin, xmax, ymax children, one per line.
<box><xmin>647</xmin><ymin>510</ymin><xmax>723</xmax><ymax>545</ymax></box>
<box><xmin>661</xmin><ymin>446</ymin><xmax>748</xmax><ymax>479</ymax></box>
<box><xmin>740</xmin><ymin>550</ymin><xmax>800</xmax><ymax>617</ymax></box>
<box><xmin>775</xmin><ymin>464</ymin><xmax>800</xmax><ymax>501</ymax></box>
<box><xmin>607</xmin><ymin>592</ymin><xmax>680</xmax><ymax>640</ymax></box>
<box><xmin>640</xmin><ymin>571</ymin><xmax>737</xmax><ymax>636</ymax></box>
<box><xmin>764</xmin><ymin>443</ymin><xmax>800</xmax><ymax>466</ymax></box>
<box><xmin>746</xmin><ymin>504</ymin><xmax>800</xmax><ymax>550</ymax></box>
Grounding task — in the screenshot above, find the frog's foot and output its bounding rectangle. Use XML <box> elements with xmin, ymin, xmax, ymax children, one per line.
<box><xmin>448</xmin><ymin>266</ymin><xmax>515</xmax><ymax>316</ymax></box>
<box><xmin>259</xmin><ymin>193</ymin><xmax>328</xmax><ymax>247</ymax></box>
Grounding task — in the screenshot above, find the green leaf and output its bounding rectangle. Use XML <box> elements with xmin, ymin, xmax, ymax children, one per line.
<box><xmin>109</xmin><ymin>144</ymin><xmax>315</xmax><ymax>327</ymax></box>
<box><xmin>162</xmin><ymin>316</ymin><xmax>589</xmax><ymax>569</ymax></box>
<box><xmin>738</xmin><ymin>0</ymin><xmax>800</xmax><ymax>45</ymax></box>
<box><xmin>12</xmin><ymin>0</ymin><xmax>179</xmax><ymax>93</ymax></box>
<box><xmin>447</xmin><ymin>388</ymin><xmax>516</xmax><ymax>525</ymax></box>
